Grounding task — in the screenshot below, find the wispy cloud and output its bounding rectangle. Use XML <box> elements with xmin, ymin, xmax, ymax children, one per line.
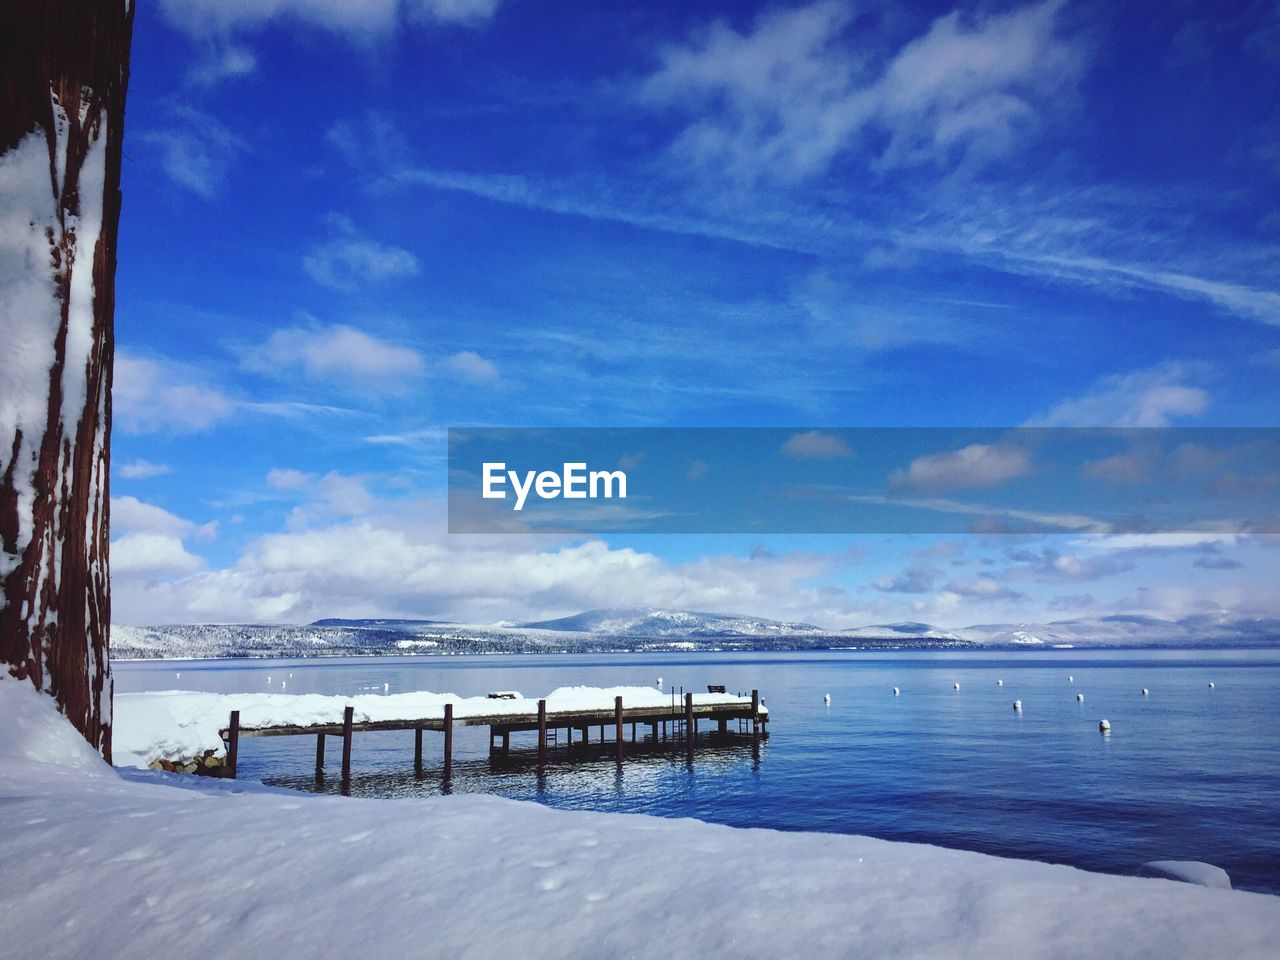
<box><xmin>848</xmin><ymin>492</ymin><xmax>1106</xmax><ymax>533</ymax></box>
<box><xmin>890</xmin><ymin>443</ymin><xmax>1032</xmax><ymax>493</ymax></box>
<box><xmin>137</xmin><ymin>107</ymin><xmax>246</xmax><ymax>198</ymax></box>
<box><xmin>111</xmin><ymin>496</ymin><xmax>217</xmax><ymax>578</ymax></box>
<box><xmin>871</xmin><ymin>562</ymin><xmax>940</xmax><ymax>594</ymax></box>
<box><xmin>781</xmin><ymin>430</ymin><xmax>853</xmax><ymax>460</ymax></box>
<box><xmin>1028</xmin><ymin>361</ymin><xmax>1210</xmax><ymax>427</ymax></box>
<box><xmin>114</xmin><ymin>352</ymin><xmax>236</xmax><ymax>435</ymax></box>
<box><xmin>168</xmin><ymin>0</ymin><xmax>501</xmax><ymax>33</ymax></box>
<box><xmin>638</xmin><ymin>0</ymin><xmax>1082</xmax><ymax>181</ymax></box>
<box><xmin>444</xmin><ymin>351</ymin><xmax>501</xmax><ymax>384</ymax></box>
<box><xmin>243</xmin><ymin>322</ymin><xmax>425</xmax><ymax>388</ymax></box>
<box><xmin>117</xmin><ymin>459</ymin><xmax>173</xmax><ymax>480</ymax></box>
<box><xmin>303</xmin><ymin>215</ymin><xmax>420</xmax><ymax>290</ymax></box>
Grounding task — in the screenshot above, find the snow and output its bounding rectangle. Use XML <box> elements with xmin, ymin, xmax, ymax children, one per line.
<box><xmin>1141</xmin><ymin>861</ymin><xmax>1234</xmax><ymax>890</ymax></box>
<box><xmin>3</xmin><ymin>674</ymin><xmax>1279</xmax><ymax>959</ymax></box>
<box><xmin>0</xmin><ymin>123</ymin><xmax>62</xmax><ymax>593</ymax></box>
<box><xmin>114</xmin><ymin>685</ymin><xmax>762</xmax><ymax>767</ymax></box>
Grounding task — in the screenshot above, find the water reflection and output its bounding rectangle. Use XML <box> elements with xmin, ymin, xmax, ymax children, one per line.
<box><xmin>266</xmin><ymin>732</ymin><xmax>766</xmax><ymax>806</ymax></box>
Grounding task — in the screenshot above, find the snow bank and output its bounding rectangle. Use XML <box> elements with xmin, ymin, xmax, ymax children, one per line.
<box><xmin>0</xmin><ymin>675</ymin><xmax>112</xmax><ymax>780</ymax></box>
<box><xmin>114</xmin><ymin>685</ymin><xmax>761</xmax><ymax>768</ymax></box>
<box><xmin>4</xmin><ymin>675</ymin><xmax>1278</xmax><ymax>959</ymax></box>
<box><xmin>1141</xmin><ymin>861</ymin><xmax>1234</xmax><ymax>890</ymax></box>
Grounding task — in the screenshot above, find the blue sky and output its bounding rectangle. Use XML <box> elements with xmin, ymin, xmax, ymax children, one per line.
<box><xmin>108</xmin><ymin>0</ymin><xmax>1280</xmax><ymax>626</ymax></box>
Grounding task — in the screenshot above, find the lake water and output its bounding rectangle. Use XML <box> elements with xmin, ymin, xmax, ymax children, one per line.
<box><xmin>114</xmin><ymin>649</ymin><xmax>1280</xmax><ymax>894</ymax></box>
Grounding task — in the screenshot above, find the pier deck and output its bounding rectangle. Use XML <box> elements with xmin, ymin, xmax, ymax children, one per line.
<box><xmin>220</xmin><ymin>690</ymin><xmax>768</xmax><ymax>794</ymax></box>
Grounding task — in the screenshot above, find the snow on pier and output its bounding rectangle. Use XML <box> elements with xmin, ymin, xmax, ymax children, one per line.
<box><xmin>115</xmin><ymin>685</ymin><xmax>768</xmax><ymax>788</ymax></box>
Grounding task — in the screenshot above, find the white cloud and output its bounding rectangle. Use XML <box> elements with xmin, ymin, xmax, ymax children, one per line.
<box><xmin>303</xmin><ymin>216</ymin><xmax>420</xmax><ymax>290</ymax></box>
<box><xmin>1003</xmin><ymin>546</ymin><xmax>1130</xmax><ymax>582</ymax></box>
<box><xmin>109</xmin><ymin>488</ymin><xmax>849</xmax><ymax>625</ymax></box>
<box><xmin>871</xmin><ymin>563</ymin><xmax>940</xmax><ymax>594</ymax></box>
<box><xmin>444</xmin><ymin>350</ymin><xmax>500</xmax><ymax>383</ymax></box>
<box><xmin>157</xmin><ymin>0</ymin><xmax>499</xmax><ymax>38</ymax></box>
<box><xmin>1019</xmin><ymin>254</ymin><xmax>1280</xmax><ymax>329</ymax></box>
<box><xmin>113</xmin><ymin>496</ymin><xmax>216</xmax><ymax>540</ymax></box>
<box><xmin>266</xmin><ymin>468</ymin><xmax>315</xmax><ymax>491</ymax></box>
<box><xmin>363</xmin><ymin>427</ymin><xmax>448</xmax><ymax>447</ymax></box>
<box><xmin>110</xmin><ymin>497</ymin><xmax>213</xmax><ymax>579</ymax></box>
<box><xmin>781</xmin><ymin>430</ymin><xmax>853</xmax><ymax>460</ymax></box>
<box><xmin>112</xmin><ymin>533</ymin><xmax>204</xmax><ymax>576</ymax></box>
<box><xmin>188</xmin><ymin>44</ymin><xmax>257</xmax><ymax>86</ymax></box>
<box><xmin>117</xmin><ymin>459</ymin><xmax>173</xmax><ymax>480</ymax></box>
<box><xmin>872</xmin><ymin>0</ymin><xmax>1081</xmax><ymax>171</ymax></box>
<box><xmin>943</xmin><ymin>576</ymin><xmax>1024</xmax><ymax>600</ymax></box>
<box><xmin>407</xmin><ymin>0</ymin><xmax>500</xmax><ymax>26</ymax></box>
<box><xmin>246</xmin><ymin>323</ymin><xmax>425</xmax><ymax>387</ymax></box>
<box><xmin>890</xmin><ymin>443</ymin><xmax>1032</xmax><ymax>493</ymax></box>
<box><xmin>639</xmin><ymin>0</ymin><xmax>1082</xmax><ymax>180</ymax></box>
<box><xmin>114</xmin><ymin>352</ymin><xmax>236</xmax><ymax>434</ymax></box>
<box><xmin>1029</xmin><ymin>362</ymin><xmax>1210</xmax><ymax>427</ymax></box>
<box><xmin>138</xmin><ymin>108</ymin><xmax>246</xmax><ymax>198</ymax></box>
<box><xmin>1081</xmin><ymin>450</ymin><xmax>1155</xmax><ymax>484</ymax></box>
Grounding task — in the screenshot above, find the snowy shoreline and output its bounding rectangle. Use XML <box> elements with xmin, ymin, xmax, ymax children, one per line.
<box><xmin>4</xmin><ymin>676</ymin><xmax>1280</xmax><ymax>959</ymax></box>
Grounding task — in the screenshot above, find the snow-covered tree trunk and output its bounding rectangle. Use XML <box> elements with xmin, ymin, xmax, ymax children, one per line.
<box><xmin>1</xmin><ymin>1</ymin><xmax>134</xmax><ymax>760</ymax></box>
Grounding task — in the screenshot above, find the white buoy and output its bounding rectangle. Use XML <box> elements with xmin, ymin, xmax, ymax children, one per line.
<box><xmin>1076</xmin><ymin>693</ymin><xmax>1084</xmax><ymax>702</ymax></box>
<box><xmin>1068</xmin><ymin>675</ymin><xmax>1074</xmax><ymax>682</ymax></box>
<box><xmin>175</xmin><ymin>672</ymin><xmax>180</xmax><ymax>679</ymax></box>
<box><xmin>823</xmin><ymin>693</ymin><xmax>831</xmax><ymax>703</ymax></box>
<box><xmin>656</xmin><ymin>677</ymin><xmax>663</xmax><ymax>688</ymax></box>
<box><xmin>281</xmin><ymin>680</ymin><xmax>286</xmax><ymax>690</ymax></box>
<box><xmin>1142</xmin><ymin>688</ymin><xmax>1149</xmax><ymax>696</ymax></box>
<box><xmin>267</xmin><ymin>675</ymin><xmax>271</xmax><ymax>682</ymax></box>
<box><xmin>383</xmin><ymin>682</ymin><xmax>389</xmax><ymax>693</ymax></box>
<box><xmin>1208</xmin><ymin>682</ymin><xmax>1215</xmax><ymax>689</ymax></box>
<box><xmin>996</xmin><ymin>679</ymin><xmax>1004</xmax><ymax>686</ymax></box>
<box><xmin>289</xmin><ymin>673</ymin><xmax>293</xmax><ymax>679</ymax></box>
<box><xmin>1013</xmin><ymin>699</ymin><xmax>1022</xmax><ymax>711</ymax></box>
<box><xmin>1099</xmin><ymin>719</ymin><xmax>1111</xmax><ymax>732</ymax></box>
<box><xmin>892</xmin><ymin>687</ymin><xmax>900</xmax><ymax>696</ymax></box>
<box><xmin>953</xmin><ymin>682</ymin><xmax>960</xmax><ymax>690</ymax></box>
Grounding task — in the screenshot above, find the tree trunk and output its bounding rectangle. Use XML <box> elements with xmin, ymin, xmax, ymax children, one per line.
<box><xmin>1</xmin><ymin>1</ymin><xmax>134</xmax><ymax>760</ymax></box>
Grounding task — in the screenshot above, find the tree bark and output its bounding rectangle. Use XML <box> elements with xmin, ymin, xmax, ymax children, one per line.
<box><xmin>1</xmin><ymin>1</ymin><xmax>134</xmax><ymax>760</ymax></box>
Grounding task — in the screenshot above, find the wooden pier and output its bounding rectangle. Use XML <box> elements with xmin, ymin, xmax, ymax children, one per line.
<box><xmin>221</xmin><ymin>690</ymin><xmax>767</xmax><ymax>795</ymax></box>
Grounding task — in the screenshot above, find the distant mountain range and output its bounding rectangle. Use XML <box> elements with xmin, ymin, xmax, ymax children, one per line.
<box><xmin>518</xmin><ymin>607</ymin><xmax>828</xmax><ymax>637</ymax></box>
<box><xmin>108</xmin><ymin>607</ymin><xmax>1280</xmax><ymax>660</ymax></box>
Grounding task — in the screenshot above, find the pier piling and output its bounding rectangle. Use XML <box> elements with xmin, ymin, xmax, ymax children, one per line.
<box><xmin>227</xmin><ymin>710</ymin><xmax>240</xmax><ymax>779</ymax></box>
<box><xmin>443</xmin><ymin>703</ymin><xmax>454</xmax><ymax>779</ymax></box>
<box><xmin>685</xmin><ymin>693</ymin><xmax>695</xmax><ymax>760</ymax></box>
<box><xmin>341</xmin><ymin>705</ymin><xmax>354</xmax><ymax>796</ymax></box>
<box><xmin>218</xmin><ymin>691</ymin><xmax>765</xmax><ymax>785</ymax></box>
<box><xmin>615</xmin><ymin>696</ymin><xmax>624</xmax><ymax>765</ymax></box>
<box><xmin>537</xmin><ymin>699</ymin><xmax>547</xmax><ymax>768</ymax></box>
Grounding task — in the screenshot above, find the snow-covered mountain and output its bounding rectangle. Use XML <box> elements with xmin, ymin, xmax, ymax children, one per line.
<box><xmin>842</xmin><ymin>622</ymin><xmax>966</xmax><ymax>642</ymax></box>
<box><xmin>518</xmin><ymin>607</ymin><xmax>827</xmax><ymax>637</ymax></box>
<box><xmin>957</xmin><ymin>614</ymin><xmax>1280</xmax><ymax>648</ymax></box>
<box><xmin>107</xmin><ymin>609</ymin><xmax>1280</xmax><ymax>661</ymax></box>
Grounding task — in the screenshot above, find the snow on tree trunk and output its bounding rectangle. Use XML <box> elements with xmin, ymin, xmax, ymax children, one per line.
<box><xmin>1</xmin><ymin>1</ymin><xmax>134</xmax><ymax>760</ymax></box>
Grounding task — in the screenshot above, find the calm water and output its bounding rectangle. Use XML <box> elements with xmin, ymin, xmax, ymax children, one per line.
<box><xmin>114</xmin><ymin>650</ymin><xmax>1280</xmax><ymax>894</ymax></box>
